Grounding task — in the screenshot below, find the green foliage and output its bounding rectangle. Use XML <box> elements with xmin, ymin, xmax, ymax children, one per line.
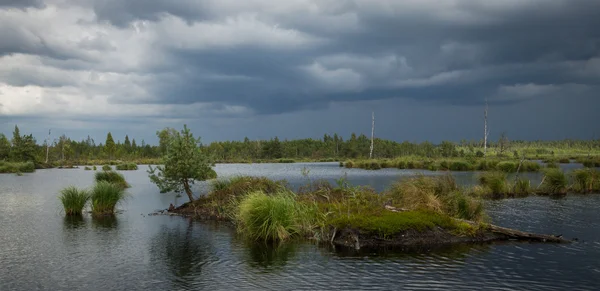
<box><xmin>93</xmin><ymin>166</ymin><xmax>97</xmax><ymax>170</ymax></box>
<box><xmin>546</xmin><ymin>162</ymin><xmax>559</xmax><ymax>168</ymax></box>
<box><xmin>277</xmin><ymin>158</ymin><xmax>295</xmax><ymax>163</ymax></box>
<box><xmin>478</xmin><ymin>171</ymin><xmax>509</xmax><ymax>196</ymax></box>
<box><xmin>571</xmin><ymin>168</ymin><xmax>600</xmax><ymax>193</ymax></box>
<box><xmin>84</xmin><ymin>166</ymin><xmax>92</xmax><ymax>170</ymax></box>
<box><xmin>496</xmin><ymin>161</ymin><xmax>517</xmax><ymax>173</ymax></box>
<box><xmin>105</xmin><ymin>132</ymin><xmax>116</xmax><ymax>159</ymax></box>
<box><xmin>0</xmin><ymin>133</ymin><xmax>10</xmax><ymax>160</ymax></box>
<box><xmin>116</xmin><ymin>163</ymin><xmax>138</xmax><ymax>170</ymax></box>
<box><xmin>538</xmin><ymin>168</ymin><xmax>568</xmax><ymax>195</ymax></box>
<box><xmin>558</xmin><ymin>157</ymin><xmax>571</xmax><ymax>163</ymax></box>
<box><xmin>95</xmin><ymin>170</ymin><xmax>129</xmax><ymax>189</ymax></box>
<box><xmin>59</xmin><ymin>186</ymin><xmax>90</xmax><ymax>216</ymax></box>
<box><xmin>385</xmin><ymin>174</ymin><xmax>483</xmax><ymax>221</ymax></box>
<box><xmin>102</xmin><ymin>165</ymin><xmax>112</xmax><ymax>171</ymax></box>
<box><xmin>513</xmin><ymin>178</ymin><xmax>533</xmax><ymax>196</ymax></box>
<box><xmin>236</xmin><ymin>191</ymin><xmax>316</xmax><ymax>242</ymax></box>
<box><xmin>90</xmin><ymin>181</ymin><xmax>127</xmax><ymax>215</ymax></box>
<box><xmin>148</xmin><ymin>125</ymin><xmax>215</xmax><ymax>202</ymax></box>
<box><xmin>0</xmin><ymin>161</ymin><xmax>35</xmax><ymax>173</ymax></box>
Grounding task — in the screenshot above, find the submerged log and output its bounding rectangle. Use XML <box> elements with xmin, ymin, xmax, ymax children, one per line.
<box><xmin>457</xmin><ymin>219</ymin><xmax>569</xmax><ymax>243</ymax></box>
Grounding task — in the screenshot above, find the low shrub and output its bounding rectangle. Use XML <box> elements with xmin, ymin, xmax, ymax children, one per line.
<box><xmin>478</xmin><ymin>171</ymin><xmax>509</xmax><ymax>196</ymax></box>
<box><xmin>84</xmin><ymin>166</ymin><xmax>92</xmax><ymax>170</ymax></box>
<box><xmin>0</xmin><ymin>161</ymin><xmax>35</xmax><ymax>174</ymax></box>
<box><xmin>102</xmin><ymin>165</ymin><xmax>112</xmax><ymax>171</ymax></box>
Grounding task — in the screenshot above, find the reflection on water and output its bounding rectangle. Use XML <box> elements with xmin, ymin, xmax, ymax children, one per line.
<box><xmin>1</xmin><ymin>164</ymin><xmax>600</xmax><ymax>290</ymax></box>
<box><xmin>244</xmin><ymin>242</ymin><xmax>297</xmax><ymax>270</ymax></box>
<box><xmin>92</xmin><ymin>215</ymin><xmax>119</xmax><ymax>229</ymax></box>
<box><xmin>63</xmin><ymin>215</ymin><xmax>86</xmax><ymax>229</ymax></box>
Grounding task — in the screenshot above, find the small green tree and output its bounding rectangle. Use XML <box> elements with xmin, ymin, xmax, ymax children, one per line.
<box><xmin>148</xmin><ymin>125</ymin><xmax>216</xmax><ymax>202</ymax></box>
<box><xmin>0</xmin><ymin>134</ymin><xmax>10</xmax><ymax>160</ymax></box>
<box><xmin>105</xmin><ymin>132</ymin><xmax>116</xmax><ymax>159</ymax></box>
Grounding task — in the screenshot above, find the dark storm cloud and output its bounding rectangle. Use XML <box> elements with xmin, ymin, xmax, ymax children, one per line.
<box><xmin>91</xmin><ymin>0</ymin><xmax>600</xmax><ymax>114</ymax></box>
<box><xmin>0</xmin><ymin>0</ymin><xmax>45</xmax><ymax>9</ymax></box>
<box><xmin>2</xmin><ymin>0</ymin><xmax>600</xmax><ymax>142</ymax></box>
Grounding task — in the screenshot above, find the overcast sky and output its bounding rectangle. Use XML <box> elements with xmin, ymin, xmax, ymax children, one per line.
<box><xmin>0</xmin><ymin>0</ymin><xmax>599</xmax><ymax>144</ymax></box>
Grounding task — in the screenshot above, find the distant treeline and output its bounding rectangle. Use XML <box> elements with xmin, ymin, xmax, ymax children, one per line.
<box><xmin>1</xmin><ymin>125</ymin><xmax>599</xmax><ymax>166</ymax></box>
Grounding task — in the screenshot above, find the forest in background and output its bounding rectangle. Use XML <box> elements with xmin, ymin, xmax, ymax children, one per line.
<box><xmin>1</xmin><ymin>125</ymin><xmax>599</xmax><ymax>167</ymax></box>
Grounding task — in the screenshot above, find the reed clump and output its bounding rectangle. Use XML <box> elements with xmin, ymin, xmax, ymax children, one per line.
<box><xmin>95</xmin><ymin>170</ymin><xmax>130</xmax><ymax>189</ymax></box>
<box><xmin>59</xmin><ymin>186</ymin><xmax>90</xmax><ymax>215</ymax></box>
<box><xmin>538</xmin><ymin>168</ymin><xmax>568</xmax><ymax>195</ymax></box>
<box><xmin>90</xmin><ymin>181</ymin><xmax>127</xmax><ymax>215</ymax></box>
<box><xmin>236</xmin><ymin>191</ymin><xmax>316</xmax><ymax>242</ymax></box>
<box><xmin>102</xmin><ymin>165</ymin><xmax>112</xmax><ymax>171</ymax></box>
<box><xmin>571</xmin><ymin>168</ymin><xmax>600</xmax><ymax>193</ymax></box>
<box><xmin>116</xmin><ymin>163</ymin><xmax>138</xmax><ymax>170</ymax></box>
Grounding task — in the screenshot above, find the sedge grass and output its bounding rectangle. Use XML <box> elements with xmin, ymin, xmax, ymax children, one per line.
<box><xmin>90</xmin><ymin>181</ymin><xmax>127</xmax><ymax>215</ymax></box>
<box><xmin>59</xmin><ymin>186</ymin><xmax>90</xmax><ymax>216</ymax></box>
<box><xmin>95</xmin><ymin>170</ymin><xmax>130</xmax><ymax>189</ymax></box>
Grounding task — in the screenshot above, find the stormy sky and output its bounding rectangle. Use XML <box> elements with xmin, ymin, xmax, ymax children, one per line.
<box><xmin>0</xmin><ymin>0</ymin><xmax>599</xmax><ymax>144</ymax></box>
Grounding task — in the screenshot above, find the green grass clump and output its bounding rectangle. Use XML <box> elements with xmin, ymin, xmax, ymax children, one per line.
<box><xmin>102</xmin><ymin>165</ymin><xmax>112</xmax><ymax>171</ymax></box>
<box><xmin>513</xmin><ymin>178</ymin><xmax>533</xmax><ymax>196</ymax></box>
<box><xmin>476</xmin><ymin>160</ymin><xmax>499</xmax><ymax>171</ymax></box>
<box><xmin>95</xmin><ymin>170</ymin><xmax>130</xmax><ymax>189</ymax></box>
<box><xmin>59</xmin><ymin>186</ymin><xmax>90</xmax><ymax>216</ymax></box>
<box><xmin>344</xmin><ymin>160</ymin><xmax>355</xmax><ymax>168</ymax></box>
<box><xmin>521</xmin><ymin>161</ymin><xmax>541</xmax><ymax>172</ymax></box>
<box><xmin>93</xmin><ymin>166</ymin><xmax>97</xmax><ymax>170</ymax></box>
<box><xmin>0</xmin><ymin>161</ymin><xmax>35</xmax><ymax>174</ymax></box>
<box><xmin>116</xmin><ymin>163</ymin><xmax>138</xmax><ymax>170</ymax></box>
<box><xmin>538</xmin><ymin>168</ymin><xmax>568</xmax><ymax>195</ymax></box>
<box><xmin>385</xmin><ymin>174</ymin><xmax>483</xmax><ymax>221</ymax></box>
<box><xmin>329</xmin><ymin>210</ymin><xmax>457</xmax><ymax>238</ymax></box>
<box><xmin>449</xmin><ymin>161</ymin><xmax>473</xmax><ymax>171</ymax></box>
<box><xmin>84</xmin><ymin>166</ymin><xmax>92</xmax><ymax>170</ymax></box>
<box><xmin>277</xmin><ymin>159</ymin><xmax>295</xmax><ymax>163</ymax></box>
<box><xmin>90</xmin><ymin>181</ymin><xmax>127</xmax><ymax>215</ymax></box>
<box><xmin>478</xmin><ymin>171</ymin><xmax>509</xmax><ymax>196</ymax></box>
<box><xmin>558</xmin><ymin>158</ymin><xmax>570</xmax><ymax>164</ymax></box>
<box><xmin>571</xmin><ymin>168</ymin><xmax>599</xmax><ymax>193</ymax></box>
<box><xmin>236</xmin><ymin>191</ymin><xmax>316</xmax><ymax>242</ymax></box>
<box><xmin>496</xmin><ymin>161</ymin><xmax>517</xmax><ymax>173</ymax></box>
<box><xmin>546</xmin><ymin>162</ymin><xmax>559</xmax><ymax>169</ymax></box>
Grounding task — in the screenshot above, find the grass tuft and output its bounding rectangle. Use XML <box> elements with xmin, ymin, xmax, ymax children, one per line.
<box><xmin>59</xmin><ymin>186</ymin><xmax>90</xmax><ymax>215</ymax></box>
<box><xmin>90</xmin><ymin>181</ymin><xmax>127</xmax><ymax>215</ymax></box>
<box><xmin>236</xmin><ymin>191</ymin><xmax>316</xmax><ymax>242</ymax></box>
<box><xmin>116</xmin><ymin>163</ymin><xmax>138</xmax><ymax>170</ymax></box>
<box><xmin>102</xmin><ymin>165</ymin><xmax>112</xmax><ymax>171</ymax></box>
<box><xmin>538</xmin><ymin>168</ymin><xmax>568</xmax><ymax>195</ymax></box>
<box><xmin>571</xmin><ymin>168</ymin><xmax>599</xmax><ymax>193</ymax></box>
<box><xmin>95</xmin><ymin>170</ymin><xmax>130</xmax><ymax>189</ymax></box>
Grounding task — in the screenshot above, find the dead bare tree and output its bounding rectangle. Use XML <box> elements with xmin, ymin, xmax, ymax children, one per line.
<box><xmin>45</xmin><ymin>129</ymin><xmax>51</xmax><ymax>163</ymax></box>
<box><xmin>484</xmin><ymin>98</ymin><xmax>489</xmax><ymax>157</ymax></box>
<box><xmin>369</xmin><ymin>111</ymin><xmax>375</xmax><ymax>159</ymax></box>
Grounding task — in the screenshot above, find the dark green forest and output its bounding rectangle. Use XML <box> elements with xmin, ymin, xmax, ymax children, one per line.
<box><xmin>1</xmin><ymin>125</ymin><xmax>599</xmax><ymax>167</ymax></box>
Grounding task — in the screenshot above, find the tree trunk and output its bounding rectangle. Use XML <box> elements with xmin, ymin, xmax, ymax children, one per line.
<box><xmin>183</xmin><ymin>180</ymin><xmax>195</xmax><ymax>202</ymax></box>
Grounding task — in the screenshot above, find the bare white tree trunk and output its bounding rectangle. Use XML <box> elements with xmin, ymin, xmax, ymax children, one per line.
<box><xmin>45</xmin><ymin>129</ymin><xmax>51</xmax><ymax>163</ymax></box>
<box><xmin>369</xmin><ymin>111</ymin><xmax>375</xmax><ymax>159</ymax></box>
<box><xmin>484</xmin><ymin>99</ymin><xmax>489</xmax><ymax>157</ymax></box>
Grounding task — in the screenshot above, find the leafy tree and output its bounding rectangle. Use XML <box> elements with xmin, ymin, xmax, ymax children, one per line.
<box><xmin>0</xmin><ymin>134</ymin><xmax>10</xmax><ymax>160</ymax></box>
<box><xmin>124</xmin><ymin>135</ymin><xmax>131</xmax><ymax>152</ymax></box>
<box><xmin>148</xmin><ymin>125</ymin><xmax>216</xmax><ymax>202</ymax></box>
<box><xmin>105</xmin><ymin>132</ymin><xmax>116</xmax><ymax>159</ymax></box>
<box><xmin>157</xmin><ymin>127</ymin><xmax>178</xmax><ymax>156</ymax></box>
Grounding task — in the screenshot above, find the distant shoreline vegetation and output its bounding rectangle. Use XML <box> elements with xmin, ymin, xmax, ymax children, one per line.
<box><xmin>1</xmin><ymin>124</ymin><xmax>599</xmax><ymax>173</ymax></box>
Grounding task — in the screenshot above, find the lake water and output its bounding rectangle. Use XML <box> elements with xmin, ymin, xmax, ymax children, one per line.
<box><xmin>1</xmin><ymin>163</ymin><xmax>599</xmax><ymax>290</ymax></box>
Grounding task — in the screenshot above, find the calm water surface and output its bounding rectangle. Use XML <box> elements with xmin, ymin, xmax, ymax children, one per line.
<box><xmin>1</xmin><ymin>163</ymin><xmax>599</xmax><ymax>290</ymax></box>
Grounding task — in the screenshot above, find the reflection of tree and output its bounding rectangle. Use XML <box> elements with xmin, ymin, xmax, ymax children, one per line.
<box><xmin>245</xmin><ymin>242</ymin><xmax>297</xmax><ymax>269</ymax></box>
<box><xmin>63</xmin><ymin>215</ymin><xmax>85</xmax><ymax>230</ymax></box>
<box><xmin>151</xmin><ymin>218</ymin><xmax>210</xmax><ymax>289</ymax></box>
<box><xmin>92</xmin><ymin>215</ymin><xmax>119</xmax><ymax>229</ymax></box>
